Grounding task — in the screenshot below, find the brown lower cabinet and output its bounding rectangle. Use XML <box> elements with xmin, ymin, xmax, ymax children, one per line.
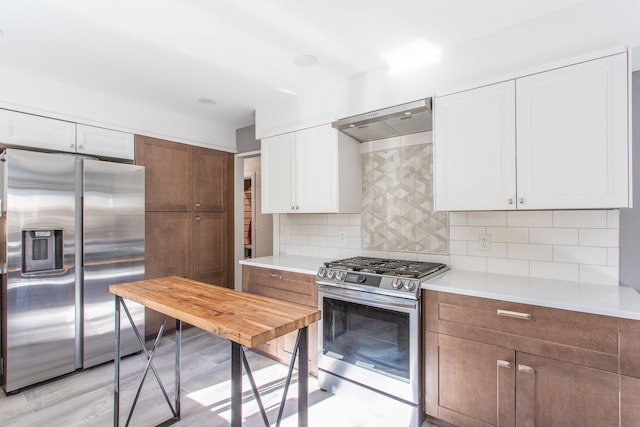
<box><xmin>424</xmin><ymin>290</ymin><xmax>640</xmax><ymax>427</ymax></box>
<box><xmin>242</xmin><ymin>265</ymin><xmax>318</xmax><ymax>375</ymax></box>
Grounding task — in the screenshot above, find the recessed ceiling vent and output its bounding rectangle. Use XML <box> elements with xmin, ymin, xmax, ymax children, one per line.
<box><xmin>332</xmin><ymin>99</ymin><xmax>432</xmax><ymax>142</ymax></box>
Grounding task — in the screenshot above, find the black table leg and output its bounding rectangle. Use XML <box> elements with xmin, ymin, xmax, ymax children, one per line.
<box><xmin>298</xmin><ymin>326</ymin><xmax>308</xmax><ymax>427</ymax></box>
<box><xmin>231</xmin><ymin>341</ymin><xmax>243</xmax><ymax>427</ymax></box>
<box><xmin>114</xmin><ymin>296</ymin><xmax>121</xmax><ymax>427</ymax></box>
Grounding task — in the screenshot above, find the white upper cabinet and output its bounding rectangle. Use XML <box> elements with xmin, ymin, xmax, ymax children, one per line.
<box><xmin>433</xmin><ymin>52</ymin><xmax>630</xmax><ymax>211</ymax></box>
<box><xmin>434</xmin><ymin>81</ymin><xmax>516</xmax><ymax>211</ymax></box>
<box><xmin>516</xmin><ymin>53</ymin><xmax>629</xmax><ymax>209</ymax></box>
<box><xmin>76</xmin><ymin>124</ymin><xmax>135</xmax><ymax>160</ymax></box>
<box><xmin>262</xmin><ymin>131</ymin><xmax>296</xmax><ymax>213</ymax></box>
<box><xmin>262</xmin><ymin>124</ymin><xmax>361</xmax><ymax>214</ymax></box>
<box><xmin>0</xmin><ymin>110</ymin><xmax>135</xmax><ymax>160</ymax></box>
<box><xmin>0</xmin><ymin>109</ymin><xmax>76</xmax><ymax>153</ymax></box>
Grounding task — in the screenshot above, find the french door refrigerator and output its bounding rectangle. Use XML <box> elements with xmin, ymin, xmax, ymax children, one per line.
<box><xmin>1</xmin><ymin>148</ymin><xmax>145</xmax><ymax>393</ymax></box>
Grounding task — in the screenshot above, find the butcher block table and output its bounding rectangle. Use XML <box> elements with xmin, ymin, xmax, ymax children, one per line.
<box><xmin>110</xmin><ymin>276</ymin><xmax>321</xmax><ymax>427</ymax></box>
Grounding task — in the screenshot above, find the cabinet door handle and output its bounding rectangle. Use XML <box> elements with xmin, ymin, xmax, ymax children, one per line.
<box><xmin>497</xmin><ymin>309</ymin><xmax>531</xmax><ymax>320</ymax></box>
<box><xmin>195</xmin><ymin>216</ymin><xmax>201</xmax><ymax>221</ymax></box>
<box><xmin>268</xmin><ymin>273</ymin><xmax>282</xmax><ymax>279</ymax></box>
<box><xmin>519</xmin><ymin>197</ymin><xmax>524</xmax><ymax>204</ymax></box>
<box><xmin>518</xmin><ymin>364</ymin><xmax>534</xmax><ymax>374</ymax></box>
<box><xmin>291</xmin><ymin>205</ymin><xmax>295</xmax><ymax>210</ymax></box>
<box><xmin>508</xmin><ymin>198</ymin><xmax>513</xmax><ymax>205</ymax></box>
<box><xmin>195</xmin><ymin>202</ymin><xmax>201</xmax><ymax>207</ymax></box>
<box><xmin>497</xmin><ymin>360</ymin><xmax>512</xmax><ymax>369</ymax></box>
<box><xmin>295</xmin><ymin>205</ymin><xmax>300</xmax><ymax>210</ymax></box>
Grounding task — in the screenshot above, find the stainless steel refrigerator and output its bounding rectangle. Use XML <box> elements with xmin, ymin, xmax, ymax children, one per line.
<box><xmin>0</xmin><ymin>148</ymin><xmax>145</xmax><ymax>393</ymax></box>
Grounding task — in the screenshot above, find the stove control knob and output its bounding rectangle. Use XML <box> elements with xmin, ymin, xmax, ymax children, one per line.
<box><xmin>391</xmin><ymin>278</ymin><xmax>404</xmax><ymax>289</ymax></box>
<box><xmin>336</xmin><ymin>271</ymin><xmax>346</xmax><ymax>281</ymax></box>
<box><xmin>318</xmin><ymin>268</ymin><xmax>327</xmax><ymax>279</ymax></box>
<box><xmin>327</xmin><ymin>270</ymin><xmax>336</xmax><ymax>279</ymax></box>
<box><xmin>404</xmin><ymin>280</ymin><xmax>417</xmax><ymax>291</ymax></box>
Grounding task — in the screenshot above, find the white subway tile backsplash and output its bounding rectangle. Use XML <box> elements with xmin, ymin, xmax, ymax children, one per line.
<box><xmin>579</xmin><ymin>229</ymin><xmax>619</xmax><ymax>247</ymax></box>
<box><xmin>579</xmin><ymin>265</ymin><xmax>619</xmax><ymax>286</ymax></box>
<box><xmin>467</xmin><ymin>211</ymin><xmax>507</xmax><ymax>226</ymax></box>
<box><xmin>448</xmin><ymin>211</ymin><xmax>468</xmax><ymax>226</ymax></box>
<box><xmin>486</xmin><ymin>227</ymin><xmax>528</xmax><ymax>243</ymax></box>
<box><xmin>529</xmin><ymin>227</ymin><xmax>578</xmax><ymax>245</ymax></box>
<box><xmin>553</xmin><ymin>210</ymin><xmax>607</xmax><ymax>228</ymax></box>
<box><xmin>280</xmin><ymin>208</ymin><xmax>620</xmax><ymax>287</ymax></box>
<box><xmin>553</xmin><ymin>246</ymin><xmax>607</xmax><ymax>265</ymax></box>
<box><xmin>449</xmin><ymin>240</ymin><xmax>468</xmax><ymax>255</ymax></box>
<box><xmin>487</xmin><ymin>258</ymin><xmax>530</xmax><ymax>277</ymax></box>
<box><xmin>607</xmin><ymin>210</ymin><xmax>620</xmax><ymax>228</ymax></box>
<box><xmin>467</xmin><ymin>241</ymin><xmax>507</xmax><ymax>258</ymax></box>
<box><xmin>608</xmin><ymin>248</ymin><xmax>619</xmax><ymax>267</ymax></box>
<box><xmin>450</xmin><ymin>226</ymin><xmax>486</xmax><ymax>241</ymax></box>
<box><xmin>450</xmin><ymin>255</ymin><xmax>487</xmax><ymax>272</ymax></box>
<box><xmin>327</xmin><ymin>214</ymin><xmax>351</xmax><ymax>225</ymax></box>
<box><xmin>508</xmin><ymin>243</ymin><xmax>553</xmax><ymax>261</ymax></box>
<box><xmin>507</xmin><ymin>211</ymin><xmax>553</xmax><ymax>227</ymax></box>
<box><xmin>530</xmin><ymin>261</ymin><xmax>579</xmax><ymax>282</ymax></box>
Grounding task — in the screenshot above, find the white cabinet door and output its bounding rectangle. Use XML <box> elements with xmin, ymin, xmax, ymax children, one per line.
<box><xmin>434</xmin><ymin>81</ymin><xmax>516</xmax><ymax>211</ymax></box>
<box><xmin>76</xmin><ymin>124</ymin><xmax>135</xmax><ymax>160</ymax></box>
<box><xmin>261</xmin><ymin>132</ymin><xmax>296</xmax><ymax>213</ymax></box>
<box><xmin>516</xmin><ymin>53</ymin><xmax>629</xmax><ymax>209</ymax></box>
<box><xmin>295</xmin><ymin>125</ymin><xmax>338</xmax><ymax>213</ymax></box>
<box><xmin>0</xmin><ymin>109</ymin><xmax>76</xmax><ymax>152</ymax></box>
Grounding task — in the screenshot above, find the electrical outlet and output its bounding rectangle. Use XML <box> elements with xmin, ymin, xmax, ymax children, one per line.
<box><xmin>478</xmin><ymin>234</ymin><xmax>491</xmax><ymax>251</ymax></box>
<box><xmin>338</xmin><ymin>231</ymin><xmax>346</xmax><ymax>242</ymax></box>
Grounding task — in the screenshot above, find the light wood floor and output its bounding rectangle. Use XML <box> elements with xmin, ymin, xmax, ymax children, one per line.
<box><xmin>0</xmin><ymin>327</ymin><xmax>436</xmax><ymax>427</ymax></box>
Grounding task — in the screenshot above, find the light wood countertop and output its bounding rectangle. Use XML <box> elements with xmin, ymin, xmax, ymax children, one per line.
<box><xmin>110</xmin><ymin>276</ymin><xmax>321</xmax><ymax>348</ymax></box>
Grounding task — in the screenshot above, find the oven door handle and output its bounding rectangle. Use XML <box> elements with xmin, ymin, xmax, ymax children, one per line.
<box><xmin>318</xmin><ymin>285</ymin><xmax>418</xmax><ymax>310</ymax></box>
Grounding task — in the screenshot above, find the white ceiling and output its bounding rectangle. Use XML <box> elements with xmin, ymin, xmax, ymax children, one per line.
<box><xmin>0</xmin><ymin>0</ymin><xmax>638</xmax><ymax>138</ymax></box>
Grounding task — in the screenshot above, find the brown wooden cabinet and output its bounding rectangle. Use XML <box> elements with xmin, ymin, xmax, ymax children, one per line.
<box><xmin>242</xmin><ymin>264</ymin><xmax>318</xmax><ymax>375</ymax></box>
<box><xmin>424</xmin><ymin>290</ymin><xmax>640</xmax><ymax>427</ymax></box>
<box><xmin>136</xmin><ymin>135</ymin><xmax>234</xmax><ymax>338</ymax></box>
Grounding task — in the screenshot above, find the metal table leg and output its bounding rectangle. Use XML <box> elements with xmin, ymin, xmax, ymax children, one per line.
<box><xmin>113</xmin><ymin>296</ymin><xmax>181</xmax><ymax>427</ymax></box>
<box><xmin>297</xmin><ymin>327</ymin><xmax>308</xmax><ymax>427</ymax></box>
<box><xmin>231</xmin><ymin>342</ymin><xmax>243</xmax><ymax>427</ymax></box>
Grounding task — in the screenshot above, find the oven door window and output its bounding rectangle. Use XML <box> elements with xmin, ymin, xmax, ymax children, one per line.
<box><xmin>323</xmin><ymin>297</ymin><xmax>410</xmax><ymax>382</ymax></box>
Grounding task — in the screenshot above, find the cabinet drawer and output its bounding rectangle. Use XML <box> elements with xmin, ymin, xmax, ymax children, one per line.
<box><xmin>424</xmin><ymin>290</ymin><xmax>619</xmax><ymax>372</ymax></box>
<box><xmin>242</xmin><ymin>265</ymin><xmax>317</xmax><ymax>307</ymax></box>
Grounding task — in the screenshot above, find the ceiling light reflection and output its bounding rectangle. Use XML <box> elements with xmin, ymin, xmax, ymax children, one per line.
<box><xmin>383</xmin><ymin>39</ymin><xmax>442</xmax><ymax>75</ymax></box>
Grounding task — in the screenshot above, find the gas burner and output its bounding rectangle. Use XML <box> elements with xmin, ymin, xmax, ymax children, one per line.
<box><xmin>317</xmin><ymin>256</ymin><xmax>449</xmax><ymax>299</ymax></box>
<box><xmin>323</xmin><ymin>256</ymin><xmax>446</xmax><ymax>279</ymax></box>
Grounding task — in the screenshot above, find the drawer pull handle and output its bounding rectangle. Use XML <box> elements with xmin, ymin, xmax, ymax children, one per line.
<box><xmin>518</xmin><ymin>364</ymin><xmax>534</xmax><ymax>374</ymax></box>
<box><xmin>268</xmin><ymin>273</ymin><xmax>282</xmax><ymax>279</ymax></box>
<box><xmin>497</xmin><ymin>360</ymin><xmax>512</xmax><ymax>369</ymax></box>
<box><xmin>497</xmin><ymin>309</ymin><xmax>531</xmax><ymax>320</ymax></box>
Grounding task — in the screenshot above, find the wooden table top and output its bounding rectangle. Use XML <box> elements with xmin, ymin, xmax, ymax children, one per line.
<box><xmin>110</xmin><ymin>276</ymin><xmax>321</xmax><ymax>348</ymax></box>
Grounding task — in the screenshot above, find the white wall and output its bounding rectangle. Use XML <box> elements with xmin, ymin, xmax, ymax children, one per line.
<box><xmin>255</xmin><ymin>0</ymin><xmax>640</xmax><ymax>139</ymax></box>
<box><xmin>0</xmin><ymin>65</ymin><xmax>237</xmax><ymax>152</ymax></box>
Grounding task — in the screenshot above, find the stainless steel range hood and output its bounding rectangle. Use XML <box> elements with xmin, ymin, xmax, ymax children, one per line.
<box><xmin>332</xmin><ymin>99</ymin><xmax>432</xmax><ymax>142</ymax></box>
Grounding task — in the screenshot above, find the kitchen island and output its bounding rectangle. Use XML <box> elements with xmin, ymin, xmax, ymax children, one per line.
<box><xmin>110</xmin><ymin>276</ymin><xmax>321</xmax><ymax>427</ymax></box>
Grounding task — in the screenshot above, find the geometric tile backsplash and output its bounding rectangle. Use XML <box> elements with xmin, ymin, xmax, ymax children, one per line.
<box><xmin>361</xmin><ymin>141</ymin><xmax>448</xmax><ymax>253</ymax></box>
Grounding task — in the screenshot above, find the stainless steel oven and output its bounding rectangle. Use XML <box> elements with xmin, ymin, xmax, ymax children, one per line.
<box><xmin>315</xmin><ymin>257</ymin><xmax>448</xmax><ymax>427</ymax></box>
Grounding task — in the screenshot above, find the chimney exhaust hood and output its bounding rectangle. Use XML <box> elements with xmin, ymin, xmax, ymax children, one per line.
<box><xmin>332</xmin><ymin>98</ymin><xmax>432</xmax><ymax>142</ymax></box>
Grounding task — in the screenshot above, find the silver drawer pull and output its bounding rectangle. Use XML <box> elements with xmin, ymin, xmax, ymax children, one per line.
<box><xmin>268</xmin><ymin>273</ymin><xmax>282</xmax><ymax>279</ymax></box>
<box><xmin>497</xmin><ymin>360</ymin><xmax>512</xmax><ymax>369</ymax></box>
<box><xmin>497</xmin><ymin>309</ymin><xmax>531</xmax><ymax>320</ymax></box>
<box><xmin>518</xmin><ymin>364</ymin><xmax>534</xmax><ymax>374</ymax></box>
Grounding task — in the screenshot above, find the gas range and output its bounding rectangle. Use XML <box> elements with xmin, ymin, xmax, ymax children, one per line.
<box><xmin>316</xmin><ymin>256</ymin><xmax>448</xmax><ymax>299</ymax></box>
